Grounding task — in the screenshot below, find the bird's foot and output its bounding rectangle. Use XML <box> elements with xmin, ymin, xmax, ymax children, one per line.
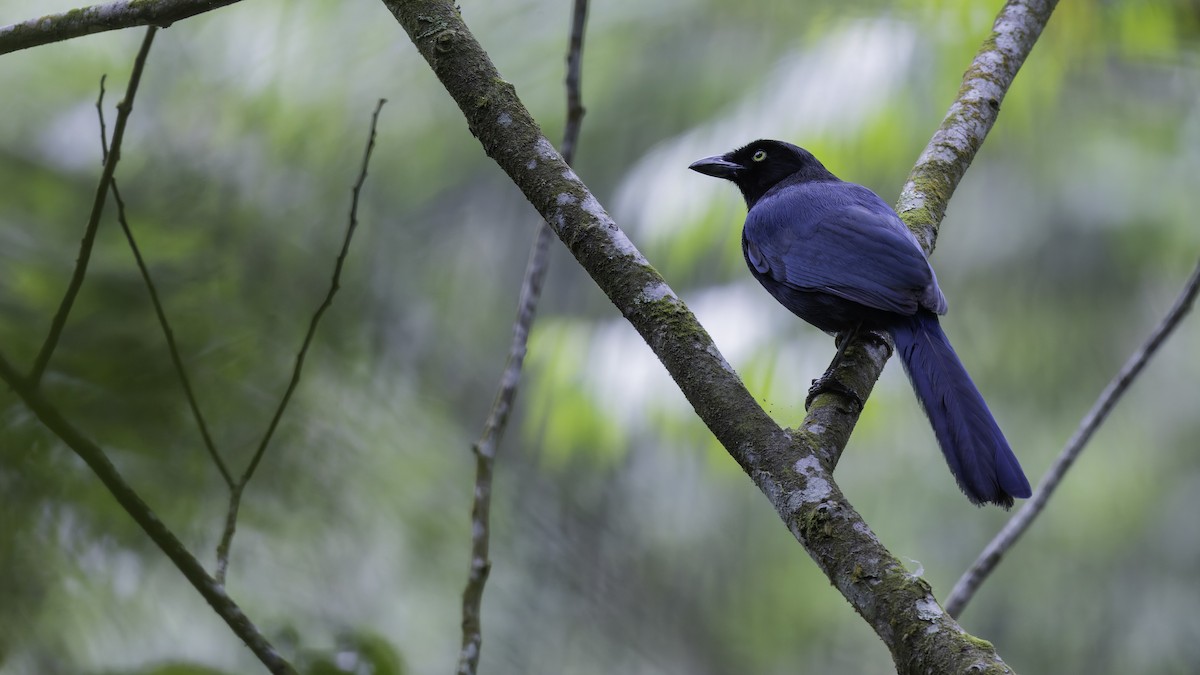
<box><xmin>805</xmin><ymin>375</ymin><xmax>863</xmax><ymax>411</ymax></box>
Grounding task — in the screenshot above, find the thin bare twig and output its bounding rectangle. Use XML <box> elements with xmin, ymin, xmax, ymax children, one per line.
<box><xmin>0</xmin><ymin>0</ymin><xmax>246</xmax><ymax>56</ymax></box>
<box><xmin>95</xmin><ymin>76</ymin><xmax>234</xmax><ymax>487</ymax></box>
<box><xmin>214</xmin><ymin>484</ymin><xmax>245</xmax><ymax>584</ymax></box>
<box><xmin>561</xmin><ymin>0</ymin><xmax>588</xmax><ymax>162</ymax></box>
<box><xmin>0</xmin><ymin>351</ymin><xmax>297</xmax><ymax>675</ymax></box>
<box><xmin>214</xmin><ymin>98</ymin><xmax>387</xmax><ymax>584</ymax></box>
<box><xmin>29</xmin><ymin>26</ymin><xmax>157</xmax><ymax>387</ymax></box>
<box><xmin>113</xmin><ymin>181</ymin><xmax>233</xmax><ymax>485</ymax></box>
<box><xmin>945</xmin><ymin>259</ymin><xmax>1200</xmax><ymax>618</ymax></box>
<box><xmin>456</xmin><ymin>2</ymin><xmax>589</xmax><ymax>673</ymax></box>
<box><xmin>96</xmin><ymin>75</ymin><xmax>109</xmax><ymax>160</ymax></box>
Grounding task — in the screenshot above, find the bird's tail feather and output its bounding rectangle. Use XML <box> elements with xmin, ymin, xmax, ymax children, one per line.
<box><xmin>890</xmin><ymin>312</ymin><xmax>1031</xmax><ymax>507</ymax></box>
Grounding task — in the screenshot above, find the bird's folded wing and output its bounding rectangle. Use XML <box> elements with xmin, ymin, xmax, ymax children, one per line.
<box><xmin>745</xmin><ymin>198</ymin><xmax>936</xmax><ymax>316</ymax></box>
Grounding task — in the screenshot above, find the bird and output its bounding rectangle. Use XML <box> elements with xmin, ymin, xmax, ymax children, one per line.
<box><xmin>689</xmin><ymin>139</ymin><xmax>1032</xmax><ymax>507</ymax></box>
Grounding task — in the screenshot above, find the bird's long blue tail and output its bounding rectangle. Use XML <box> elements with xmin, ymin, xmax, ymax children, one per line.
<box><xmin>889</xmin><ymin>311</ymin><xmax>1032</xmax><ymax>507</ymax></box>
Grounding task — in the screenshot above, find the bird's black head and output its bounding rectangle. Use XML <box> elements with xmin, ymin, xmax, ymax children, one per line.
<box><xmin>688</xmin><ymin>139</ymin><xmax>837</xmax><ymax>207</ymax></box>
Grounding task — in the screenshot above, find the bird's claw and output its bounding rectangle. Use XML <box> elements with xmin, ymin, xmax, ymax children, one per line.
<box><xmin>805</xmin><ymin>375</ymin><xmax>864</xmax><ymax>411</ymax></box>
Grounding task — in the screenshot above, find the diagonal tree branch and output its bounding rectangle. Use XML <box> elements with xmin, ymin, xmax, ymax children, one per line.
<box><xmin>383</xmin><ymin>0</ymin><xmax>1057</xmax><ymax>671</ymax></box>
<box><xmin>0</xmin><ymin>0</ymin><xmax>245</xmax><ymax>56</ymax></box>
<box><xmin>0</xmin><ymin>352</ymin><xmax>296</xmax><ymax>675</ymax></box>
<box><xmin>29</xmin><ymin>26</ymin><xmax>157</xmax><ymax>387</ymax></box>
<box><xmin>945</xmin><ymin>258</ymin><xmax>1200</xmax><ymax>618</ymax></box>
<box><xmin>457</xmin><ymin>1</ymin><xmax>589</xmax><ymax>673</ymax></box>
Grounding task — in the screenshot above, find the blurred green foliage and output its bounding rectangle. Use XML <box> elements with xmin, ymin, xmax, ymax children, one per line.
<box><xmin>2</xmin><ymin>0</ymin><xmax>1200</xmax><ymax>673</ymax></box>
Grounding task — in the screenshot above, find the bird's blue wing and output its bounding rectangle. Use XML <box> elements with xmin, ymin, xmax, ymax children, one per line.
<box><xmin>744</xmin><ymin>184</ymin><xmax>946</xmax><ymax>316</ymax></box>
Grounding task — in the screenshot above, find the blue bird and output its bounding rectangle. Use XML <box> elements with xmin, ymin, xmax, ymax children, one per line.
<box><xmin>690</xmin><ymin>139</ymin><xmax>1032</xmax><ymax>507</ymax></box>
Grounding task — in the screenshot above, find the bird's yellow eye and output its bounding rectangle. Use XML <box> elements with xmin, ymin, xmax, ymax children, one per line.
<box><xmin>752</xmin><ymin>149</ymin><xmax>767</xmax><ymax>162</ymax></box>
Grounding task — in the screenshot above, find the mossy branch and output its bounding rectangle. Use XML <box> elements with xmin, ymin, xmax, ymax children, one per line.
<box><xmin>897</xmin><ymin>0</ymin><xmax>1061</xmax><ymax>253</ymax></box>
<box><xmin>0</xmin><ymin>0</ymin><xmax>245</xmax><ymax>56</ymax></box>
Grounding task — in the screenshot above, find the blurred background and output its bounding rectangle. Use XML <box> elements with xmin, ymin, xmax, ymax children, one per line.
<box><xmin>2</xmin><ymin>0</ymin><xmax>1199</xmax><ymax>673</ymax></box>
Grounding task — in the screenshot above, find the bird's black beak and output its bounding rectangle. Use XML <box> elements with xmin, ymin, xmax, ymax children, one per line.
<box><xmin>688</xmin><ymin>155</ymin><xmax>741</xmax><ymax>179</ymax></box>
